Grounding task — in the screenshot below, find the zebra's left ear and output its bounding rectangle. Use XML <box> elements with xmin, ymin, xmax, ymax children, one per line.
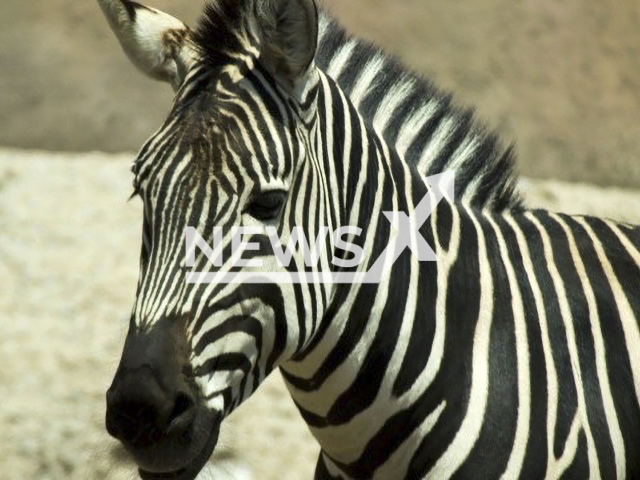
<box><xmin>98</xmin><ymin>0</ymin><xmax>197</xmax><ymax>90</ymax></box>
<box><xmin>254</xmin><ymin>0</ymin><xmax>319</xmax><ymax>93</ymax></box>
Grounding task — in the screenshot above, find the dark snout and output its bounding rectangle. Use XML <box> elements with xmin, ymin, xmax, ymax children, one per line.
<box><xmin>106</xmin><ymin>363</ymin><xmax>196</xmax><ymax>450</ymax></box>
<box><xmin>106</xmin><ymin>321</ymin><xmax>219</xmax><ymax>479</ymax></box>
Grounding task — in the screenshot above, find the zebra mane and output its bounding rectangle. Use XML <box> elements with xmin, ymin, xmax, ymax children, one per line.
<box><xmin>193</xmin><ymin>2</ymin><xmax>522</xmax><ymax>211</ymax></box>
<box><xmin>192</xmin><ymin>0</ymin><xmax>255</xmax><ymax>69</ymax></box>
<box><xmin>316</xmin><ymin>11</ymin><xmax>521</xmax><ymax>211</ymax></box>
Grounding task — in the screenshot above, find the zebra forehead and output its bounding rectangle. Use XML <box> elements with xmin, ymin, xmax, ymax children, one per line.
<box><xmin>133</xmin><ymin>99</ymin><xmax>277</xmax><ymax>191</ymax></box>
<box><xmin>137</xmin><ymin>126</ymin><xmax>231</xmax><ymax>181</ymax></box>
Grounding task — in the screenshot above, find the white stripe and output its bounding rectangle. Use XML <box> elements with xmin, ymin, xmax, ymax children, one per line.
<box><xmin>349</xmin><ymin>55</ymin><xmax>385</xmax><ymax>109</ymax></box>
<box><xmin>428</xmin><ymin>210</ymin><xmax>494</xmax><ymax>477</ymax></box>
<box><xmin>416</xmin><ymin>117</ymin><xmax>455</xmax><ymax>169</ymax></box>
<box><xmin>434</xmin><ymin>136</ymin><xmax>479</xmax><ymax>178</ymax></box>
<box><xmin>554</xmin><ymin>414</ymin><xmax>583</xmax><ymax>476</ymax></box>
<box><xmin>371</xmin><ymin>79</ymin><xmax>413</xmax><ymax>133</ymax></box>
<box><xmin>398</xmin><ymin>200</ymin><xmax>462</xmax><ymax>403</ymax></box>
<box><xmin>505</xmin><ymin>214</ymin><xmax>559</xmax><ymax>476</ymax></box>
<box><xmin>326</xmin><ymin>40</ymin><xmax>357</xmax><ymax>79</ymax></box>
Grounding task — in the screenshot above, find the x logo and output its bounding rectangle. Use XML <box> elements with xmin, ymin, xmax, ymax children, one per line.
<box><xmin>382</xmin><ymin>172</ymin><xmax>454</xmax><ymax>261</ymax></box>
<box><xmin>363</xmin><ymin>172</ymin><xmax>454</xmax><ymax>282</ymax></box>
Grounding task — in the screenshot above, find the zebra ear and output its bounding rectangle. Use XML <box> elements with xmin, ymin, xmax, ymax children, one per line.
<box><xmin>97</xmin><ymin>0</ymin><xmax>197</xmax><ymax>90</ymax></box>
<box><xmin>254</xmin><ymin>0</ymin><xmax>319</xmax><ymax>92</ymax></box>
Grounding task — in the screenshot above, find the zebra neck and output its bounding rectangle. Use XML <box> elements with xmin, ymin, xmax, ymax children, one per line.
<box><xmin>278</xmin><ymin>204</ymin><xmax>462</xmax><ymax>473</ymax></box>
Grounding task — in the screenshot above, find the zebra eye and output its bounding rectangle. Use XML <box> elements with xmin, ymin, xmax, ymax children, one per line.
<box><xmin>246</xmin><ymin>191</ymin><xmax>287</xmax><ymax>221</ymax></box>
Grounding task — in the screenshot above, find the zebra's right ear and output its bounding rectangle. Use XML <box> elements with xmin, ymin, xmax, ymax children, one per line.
<box><xmin>254</xmin><ymin>0</ymin><xmax>319</xmax><ymax>93</ymax></box>
<box><xmin>97</xmin><ymin>0</ymin><xmax>197</xmax><ymax>90</ymax></box>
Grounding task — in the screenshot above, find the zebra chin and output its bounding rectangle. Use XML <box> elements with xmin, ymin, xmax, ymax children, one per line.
<box><xmin>114</xmin><ymin>403</ymin><xmax>221</xmax><ymax>480</ymax></box>
<box><xmin>135</xmin><ymin>415</ymin><xmax>220</xmax><ymax>480</ymax></box>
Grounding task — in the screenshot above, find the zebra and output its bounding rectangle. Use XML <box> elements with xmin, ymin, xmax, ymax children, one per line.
<box><xmin>98</xmin><ymin>0</ymin><xmax>640</xmax><ymax>479</ymax></box>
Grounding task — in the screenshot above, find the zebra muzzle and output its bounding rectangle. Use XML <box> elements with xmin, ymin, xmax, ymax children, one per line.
<box><xmin>105</xmin><ymin>321</ymin><xmax>221</xmax><ymax>479</ymax></box>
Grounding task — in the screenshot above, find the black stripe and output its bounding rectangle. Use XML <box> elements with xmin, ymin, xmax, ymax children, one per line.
<box><xmin>457</xmin><ymin>214</ymin><xmax>516</xmax><ymax>477</ymax></box>
<box><xmin>405</xmin><ymin>209</ymin><xmax>482</xmax><ymax>477</ymax></box>
<box><xmin>498</xmin><ymin>215</ymin><xmax>549</xmax><ymax>477</ymax></box>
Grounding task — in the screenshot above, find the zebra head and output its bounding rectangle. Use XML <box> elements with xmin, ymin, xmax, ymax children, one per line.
<box><xmin>101</xmin><ymin>0</ymin><xmax>333</xmax><ymax>477</ymax></box>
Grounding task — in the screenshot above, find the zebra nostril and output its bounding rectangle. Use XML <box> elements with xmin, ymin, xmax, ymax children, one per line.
<box><xmin>106</xmin><ymin>368</ymin><xmax>177</xmax><ymax>447</ymax></box>
<box><xmin>107</xmin><ymin>398</ymin><xmax>164</xmax><ymax>446</ymax></box>
<box><xmin>167</xmin><ymin>391</ymin><xmax>196</xmax><ymax>432</ymax></box>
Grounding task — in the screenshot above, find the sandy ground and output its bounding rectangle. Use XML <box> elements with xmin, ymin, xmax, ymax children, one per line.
<box><xmin>0</xmin><ymin>1</ymin><xmax>639</xmax><ymax>187</ymax></box>
<box><xmin>2</xmin><ymin>148</ymin><xmax>640</xmax><ymax>480</ymax></box>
